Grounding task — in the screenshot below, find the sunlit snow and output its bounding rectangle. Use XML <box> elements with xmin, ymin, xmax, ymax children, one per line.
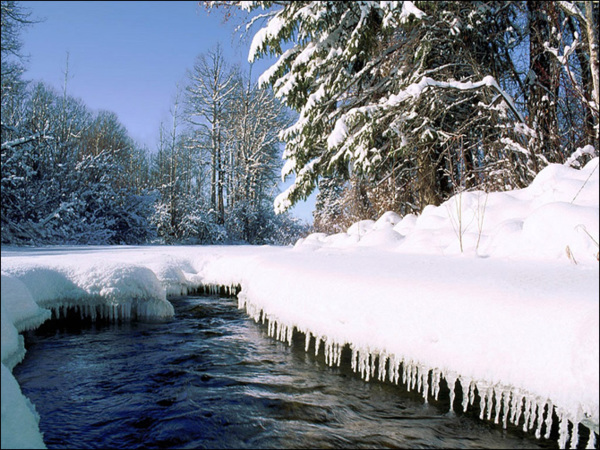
<box><xmin>1</xmin><ymin>158</ymin><xmax>598</xmax><ymax>449</ymax></box>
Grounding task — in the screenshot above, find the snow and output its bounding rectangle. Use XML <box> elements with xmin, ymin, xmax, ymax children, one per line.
<box><xmin>248</xmin><ymin>14</ymin><xmax>286</xmax><ymax>63</ymax></box>
<box><xmin>1</xmin><ymin>158</ymin><xmax>599</xmax><ymax>449</ymax></box>
<box><xmin>400</xmin><ymin>1</ymin><xmax>426</xmax><ymax>22</ymax></box>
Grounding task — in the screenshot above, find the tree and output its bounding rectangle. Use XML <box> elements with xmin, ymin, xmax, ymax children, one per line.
<box><xmin>526</xmin><ymin>1</ymin><xmax>561</xmax><ymax>170</ymax></box>
<box><xmin>186</xmin><ymin>44</ymin><xmax>237</xmax><ymax>225</ymax></box>
<box><xmin>213</xmin><ymin>1</ymin><xmax>531</xmax><ymax>220</ymax></box>
<box><xmin>550</xmin><ymin>1</ymin><xmax>599</xmax><ymax>149</ymax></box>
<box><xmin>2</xmin><ymin>77</ymin><xmax>154</xmax><ymax>244</ymax></box>
<box><xmin>224</xmin><ymin>70</ymin><xmax>291</xmax><ymax>242</ymax></box>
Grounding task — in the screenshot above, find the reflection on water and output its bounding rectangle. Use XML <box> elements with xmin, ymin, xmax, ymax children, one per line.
<box><xmin>14</xmin><ymin>296</ymin><xmax>559</xmax><ymax>449</ymax></box>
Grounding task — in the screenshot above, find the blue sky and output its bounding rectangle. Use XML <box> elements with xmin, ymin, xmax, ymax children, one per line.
<box><xmin>19</xmin><ymin>0</ymin><xmax>315</xmax><ymax>223</ymax></box>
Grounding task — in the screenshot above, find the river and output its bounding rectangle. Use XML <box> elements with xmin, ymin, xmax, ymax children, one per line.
<box><xmin>13</xmin><ymin>295</ymin><xmax>558</xmax><ymax>449</ymax></box>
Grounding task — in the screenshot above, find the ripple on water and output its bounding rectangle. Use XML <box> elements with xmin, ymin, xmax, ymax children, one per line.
<box><xmin>13</xmin><ymin>296</ymin><xmax>562</xmax><ymax>449</ymax></box>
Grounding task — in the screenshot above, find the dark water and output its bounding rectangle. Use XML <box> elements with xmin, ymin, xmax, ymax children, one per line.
<box><xmin>13</xmin><ymin>296</ymin><xmax>559</xmax><ymax>449</ymax></box>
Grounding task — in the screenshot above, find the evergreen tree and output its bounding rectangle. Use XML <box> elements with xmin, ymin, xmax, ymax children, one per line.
<box><xmin>210</xmin><ymin>0</ymin><xmax>598</xmax><ymax>231</ymax></box>
<box><xmin>217</xmin><ymin>1</ymin><xmax>531</xmax><ymax>217</ymax></box>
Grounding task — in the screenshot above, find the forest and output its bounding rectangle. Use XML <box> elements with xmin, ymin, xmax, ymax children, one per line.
<box><xmin>2</xmin><ymin>1</ymin><xmax>598</xmax><ymax>245</ymax></box>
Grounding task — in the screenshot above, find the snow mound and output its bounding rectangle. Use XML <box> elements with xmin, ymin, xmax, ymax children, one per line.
<box><xmin>1</xmin><ymin>364</ymin><xmax>46</xmax><ymax>449</ymax></box>
<box><xmin>296</xmin><ymin>159</ymin><xmax>599</xmax><ymax>265</ymax></box>
<box><xmin>2</xmin><ymin>262</ymin><xmax>174</xmax><ymax>322</ymax></box>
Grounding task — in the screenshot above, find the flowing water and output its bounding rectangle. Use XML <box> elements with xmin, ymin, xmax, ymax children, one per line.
<box><xmin>13</xmin><ymin>295</ymin><xmax>559</xmax><ymax>449</ymax></box>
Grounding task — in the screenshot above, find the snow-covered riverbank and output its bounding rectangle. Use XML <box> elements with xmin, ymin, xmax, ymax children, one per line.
<box><xmin>2</xmin><ymin>158</ymin><xmax>598</xmax><ymax>449</ymax></box>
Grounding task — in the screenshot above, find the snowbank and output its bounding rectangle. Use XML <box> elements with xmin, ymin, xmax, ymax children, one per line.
<box><xmin>1</xmin><ymin>158</ymin><xmax>598</xmax><ymax>449</ymax></box>
<box><xmin>295</xmin><ymin>158</ymin><xmax>599</xmax><ymax>266</ymax></box>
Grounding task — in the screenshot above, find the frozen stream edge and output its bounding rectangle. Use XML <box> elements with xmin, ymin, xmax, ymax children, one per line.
<box><xmin>1</xmin><ymin>249</ymin><xmax>598</xmax><ymax>450</ymax></box>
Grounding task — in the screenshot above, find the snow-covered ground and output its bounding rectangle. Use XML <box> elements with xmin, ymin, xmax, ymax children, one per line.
<box><xmin>1</xmin><ymin>157</ymin><xmax>598</xmax><ymax>449</ymax></box>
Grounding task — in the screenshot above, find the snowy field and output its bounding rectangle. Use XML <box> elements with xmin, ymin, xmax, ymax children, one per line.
<box><xmin>1</xmin><ymin>158</ymin><xmax>598</xmax><ymax>449</ymax></box>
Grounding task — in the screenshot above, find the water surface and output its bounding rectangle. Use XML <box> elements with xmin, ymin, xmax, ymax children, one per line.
<box><xmin>14</xmin><ymin>296</ymin><xmax>559</xmax><ymax>449</ymax></box>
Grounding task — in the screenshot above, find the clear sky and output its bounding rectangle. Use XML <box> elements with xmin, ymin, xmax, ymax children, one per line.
<box><xmin>19</xmin><ymin>0</ymin><xmax>316</xmax><ymax>223</ymax></box>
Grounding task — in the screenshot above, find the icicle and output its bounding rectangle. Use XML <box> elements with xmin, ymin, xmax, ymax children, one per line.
<box><xmin>360</xmin><ymin>353</ymin><xmax>370</xmax><ymax>381</ymax></box>
<box><xmin>477</xmin><ymin>381</ymin><xmax>489</xmax><ymax>420</ymax></box>
<box><xmin>268</xmin><ymin>318</ymin><xmax>274</xmax><ymax>337</ymax></box>
<box><xmin>420</xmin><ymin>366</ymin><xmax>429</xmax><ymax>403</ymax></box>
<box><xmin>417</xmin><ymin>365</ymin><xmax>423</xmax><ymax>393</ymax></box>
<box><xmin>281</xmin><ymin>323</ymin><xmax>287</xmax><ymax>342</ymax></box>
<box><xmin>445</xmin><ymin>372</ymin><xmax>457</xmax><ymax>413</ymax></box>
<box><xmin>335</xmin><ymin>344</ymin><xmax>342</xmax><ymax>366</ymax></box>
<box><xmin>314</xmin><ymin>336</ymin><xmax>321</xmax><ymax>357</ymax></box>
<box><xmin>534</xmin><ymin>401</ymin><xmax>544</xmax><ymax>439</ymax></box>
<box><xmin>523</xmin><ymin>395</ymin><xmax>532</xmax><ymax>431</ymax></box>
<box><xmin>411</xmin><ymin>364</ymin><xmax>418</xmax><ymax>391</ymax></box>
<box><xmin>569</xmin><ymin>420</ymin><xmax>579</xmax><ymax>449</ymax></box>
<box><xmin>351</xmin><ymin>347</ymin><xmax>358</xmax><ymax>372</ymax></box>
<box><xmin>468</xmin><ymin>378</ymin><xmax>475</xmax><ymax>407</ymax></box>
<box><xmin>432</xmin><ymin>369</ymin><xmax>441</xmax><ymax>401</ymax></box>
<box><xmin>405</xmin><ymin>362</ymin><xmax>412</xmax><ymax>391</ymax></box>
<box><xmin>502</xmin><ymin>389</ymin><xmax>511</xmax><ymax>429</ymax></box>
<box><xmin>485</xmin><ymin>385</ymin><xmax>494</xmax><ymax>420</ymax></box>
<box><xmin>557</xmin><ymin>410</ymin><xmax>569</xmax><ymax>450</ymax></box>
<box><xmin>378</xmin><ymin>353</ymin><xmax>387</xmax><ymax>381</ymax></box>
<box><xmin>286</xmin><ymin>325</ymin><xmax>293</xmax><ymax>346</ymax></box>
<box><xmin>586</xmin><ymin>432</ymin><xmax>596</xmax><ymax>449</ymax></box>
<box><xmin>389</xmin><ymin>355</ymin><xmax>400</xmax><ymax>385</ymax></box>
<box><xmin>458</xmin><ymin>377</ymin><xmax>470</xmax><ymax>412</ymax></box>
<box><xmin>528</xmin><ymin>398</ymin><xmax>539</xmax><ymax>433</ymax></box>
<box><xmin>492</xmin><ymin>388</ymin><xmax>501</xmax><ymax>424</ymax></box>
<box><xmin>358</xmin><ymin>352</ymin><xmax>364</xmax><ymax>379</ymax></box>
<box><xmin>512</xmin><ymin>391</ymin><xmax>524</xmax><ymax>427</ymax></box>
<box><xmin>304</xmin><ymin>332</ymin><xmax>311</xmax><ymax>352</ymax></box>
<box><xmin>370</xmin><ymin>353</ymin><xmax>376</xmax><ymax>380</ymax></box>
<box><xmin>254</xmin><ymin>306</ymin><xmax>261</xmax><ymax>323</ymax></box>
<box><xmin>330</xmin><ymin>343</ymin><xmax>335</xmax><ymax>366</ymax></box>
<box><xmin>325</xmin><ymin>341</ymin><xmax>332</xmax><ymax>366</ymax></box>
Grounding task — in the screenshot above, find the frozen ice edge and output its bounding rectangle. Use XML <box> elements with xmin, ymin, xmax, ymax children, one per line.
<box><xmin>232</xmin><ymin>285</ymin><xmax>598</xmax><ymax>450</ymax></box>
<box><xmin>1</xmin><ymin>270</ymin><xmax>597</xmax><ymax>450</ymax></box>
<box><xmin>1</xmin><ymin>265</ymin><xmax>175</xmax><ymax>450</ymax></box>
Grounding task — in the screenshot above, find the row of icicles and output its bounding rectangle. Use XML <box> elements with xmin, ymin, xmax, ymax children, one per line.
<box><xmin>48</xmin><ymin>284</ymin><xmax>597</xmax><ymax>449</ymax></box>
<box><xmin>234</xmin><ymin>288</ymin><xmax>598</xmax><ymax>450</ymax></box>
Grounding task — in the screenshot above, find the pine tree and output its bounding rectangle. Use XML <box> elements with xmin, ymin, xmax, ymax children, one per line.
<box><xmin>219</xmin><ymin>1</ymin><xmax>531</xmax><ymax>217</ymax></box>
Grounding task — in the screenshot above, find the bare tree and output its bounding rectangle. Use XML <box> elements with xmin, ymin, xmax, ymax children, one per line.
<box><xmin>186</xmin><ymin>44</ymin><xmax>236</xmax><ymax>224</ymax></box>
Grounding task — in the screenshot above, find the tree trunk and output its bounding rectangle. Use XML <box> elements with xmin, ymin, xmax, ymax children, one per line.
<box><xmin>584</xmin><ymin>1</ymin><xmax>599</xmax><ymax>139</ymax></box>
<box><xmin>527</xmin><ymin>1</ymin><xmax>560</xmax><ymax>167</ymax></box>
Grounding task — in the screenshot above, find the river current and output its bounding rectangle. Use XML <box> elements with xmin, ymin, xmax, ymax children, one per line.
<box><xmin>13</xmin><ymin>295</ymin><xmax>558</xmax><ymax>449</ymax></box>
